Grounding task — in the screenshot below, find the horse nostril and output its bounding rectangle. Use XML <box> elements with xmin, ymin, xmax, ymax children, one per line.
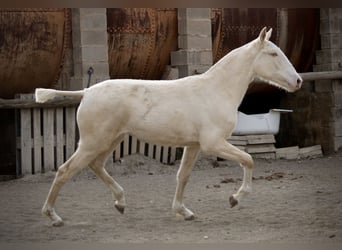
<box><xmin>296</xmin><ymin>78</ymin><xmax>302</xmax><ymax>88</ymax></box>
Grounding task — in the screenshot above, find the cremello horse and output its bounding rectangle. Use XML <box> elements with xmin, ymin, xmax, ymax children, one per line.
<box><xmin>36</xmin><ymin>27</ymin><xmax>302</xmax><ymax>226</ymax></box>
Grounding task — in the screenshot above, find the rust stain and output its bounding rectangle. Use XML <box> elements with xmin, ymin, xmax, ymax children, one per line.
<box><xmin>0</xmin><ymin>8</ymin><xmax>71</xmax><ymax>99</ymax></box>
<box><xmin>107</xmin><ymin>8</ymin><xmax>178</xmax><ymax>80</ymax></box>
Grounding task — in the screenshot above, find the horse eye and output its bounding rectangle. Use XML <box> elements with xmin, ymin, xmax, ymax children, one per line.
<box><xmin>269</xmin><ymin>52</ymin><xmax>278</xmax><ymax>57</ymax></box>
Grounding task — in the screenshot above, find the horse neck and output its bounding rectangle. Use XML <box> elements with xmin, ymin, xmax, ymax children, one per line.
<box><xmin>205</xmin><ymin>43</ymin><xmax>257</xmax><ymax>109</ymax></box>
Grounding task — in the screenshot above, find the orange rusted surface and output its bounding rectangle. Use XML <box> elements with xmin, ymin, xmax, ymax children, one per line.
<box><xmin>107</xmin><ymin>8</ymin><xmax>178</xmax><ymax>80</ymax></box>
<box><xmin>0</xmin><ymin>8</ymin><xmax>71</xmax><ymax>99</ymax></box>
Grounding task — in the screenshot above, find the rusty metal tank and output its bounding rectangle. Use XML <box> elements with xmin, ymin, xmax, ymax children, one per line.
<box><xmin>107</xmin><ymin>8</ymin><xmax>178</xmax><ymax>80</ymax></box>
<box><xmin>0</xmin><ymin>8</ymin><xmax>71</xmax><ymax>99</ymax></box>
<box><xmin>211</xmin><ymin>8</ymin><xmax>320</xmax><ymax>94</ymax></box>
<box><xmin>107</xmin><ymin>8</ymin><xmax>319</xmax><ymax>85</ymax></box>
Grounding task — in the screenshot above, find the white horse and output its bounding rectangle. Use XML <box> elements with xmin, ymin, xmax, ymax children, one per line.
<box><xmin>35</xmin><ymin>27</ymin><xmax>302</xmax><ymax>226</ymax></box>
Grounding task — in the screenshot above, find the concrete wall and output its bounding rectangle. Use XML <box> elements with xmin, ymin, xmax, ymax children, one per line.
<box><xmin>279</xmin><ymin>8</ymin><xmax>342</xmax><ymax>153</ymax></box>
<box><xmin>68</xmin><ymin>8</ymin><xmax>110</xmax><ymax>90</ymax></box>
<box><xmin>171</xmin><ymin>8</ymin><xmax>212</xmax><ymax>78</ymax></box>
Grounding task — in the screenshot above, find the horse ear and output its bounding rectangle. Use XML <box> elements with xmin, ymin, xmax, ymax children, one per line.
<box><xmin>259</xmin><ymin>27</ymin><xmax>267</xmax><ymax>43</ymax></box>
<box><xmin>266</xmin><ymin>28</ymin><xmax>272</xmax><ymax>40</ymax></box>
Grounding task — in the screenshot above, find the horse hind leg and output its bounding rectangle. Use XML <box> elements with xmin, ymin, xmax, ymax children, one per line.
<box><xmin>89</xmin><ymin>135</ymin><xmax>126</xmax><ymax>214</ymax></box>
<box><xmin>42</xmin><ymin>147</ymin><xmax>96</xmax><ymax>226</ymax></box>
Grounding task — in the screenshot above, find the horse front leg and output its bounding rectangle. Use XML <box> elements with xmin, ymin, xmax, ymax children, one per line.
<box><xmin>172</xmin><ymin>145</ymin><xmax>200</xmax><ymax>220</ymax></box>
<box><xmin>201</xmin><ymin>139</ymin><xmax>254</xmax><ymax>208</ymax></box>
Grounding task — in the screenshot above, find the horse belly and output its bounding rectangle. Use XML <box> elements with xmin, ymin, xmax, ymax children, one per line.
<box><xmin>128</xmin><ymin>107</ymin><xmax>200</xmax><ymax>147</ymax></box>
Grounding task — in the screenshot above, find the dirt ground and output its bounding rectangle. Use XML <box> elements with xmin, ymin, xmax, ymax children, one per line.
<box><xmin>0</xmin><ymin>150</ymin><xmax>341</xmax><ymax>243</ymax></box>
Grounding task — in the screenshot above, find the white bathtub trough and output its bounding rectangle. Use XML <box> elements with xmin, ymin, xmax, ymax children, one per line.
<box><xmin>233</xmin><ymin>109</ymin><xmax>293</xmax><ymax>135</ymax></box>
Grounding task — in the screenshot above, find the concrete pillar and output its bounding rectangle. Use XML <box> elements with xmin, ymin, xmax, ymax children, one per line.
<box><xmin>70</xmin><ymin>8</ymin><xmax>110</xmax><ymax>90</ymax></box>
<box><xmin>171</xmin><ymin>8</ymin><xmax>213</xmax><ymax>78</ymax></box>
<box><xmin>313</xmin><ymin>8</ymin><xmax>342</xmax><ymax>152</ymax></box>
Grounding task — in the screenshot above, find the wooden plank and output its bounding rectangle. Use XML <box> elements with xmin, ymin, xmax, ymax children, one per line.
<box><xmin>33</xmin><ymin>108</ymin><xmax>42</xmax><ymax>174</ymax></box>
<box><xmin>246</xmin><ymin>144</ymin><xmax>276</xmax><ymax>154</ymax></box>
<box><xmin>138</xmin><ymin>140</ymin><xmax>145</xmax><ymax>155</ymax></box>
<box><xmin>300</xmin><ymin>71</ymin><xmax>342</xmax><ymax>81</ymax></box>
<box><xmin>0</xmin><ymin>97</ymin><xmax>80</xmax><ymax>109</ymax></box>
<box><xmin>299</xmin><ymin>145</ymin><xmax>323</xmax><ymax>158</ymax></box>
<box><xmin>246</xmin><ymin>134</ymin><xmax>275</xmax><ymax>144</ymax></box>
<box><xmin>162</xmin><ymin>146</ymin><xmax>169</xmax><ymax>164</ymax></box>
<box><xmin>19</xmin><ymin>95</ymin><xmax>33</xmax><ymax>175</ymax></box>
<box><xmin>228</xmin><ymin>135</ymin><xmax>248</xmax><ymax>146</ymax></box>
<box><xmin>43</xmin><ymin>108</ymin><xmax>55</xmax><ymax>172</ymax></box>
<box><xmin>228</xmin><ymin>139</ymin><xmax>248</xmax><ymax>146</ymax></box>
<box><xmin>276</xmin><ymin>146</ymin><xmax>299</xmax><ymax>160</ymax></box>
<box><xmin>131</xmin><ymin>136</ymin><xmax>138</xmax><ymax>154</ymax></box>
<box><xmin>114</xmin><ymin>140</ymin><xmax>122</xmax><ymax>161</ymax></box>
<box><xmin>252</xmin><ymin>71</ymin><xmax>342</xmax><ymax>84</ymax></box>
<box><xmin>148</xmin><ymin>143</ymin><xmax>154</xmax><ymax>158</ymax></box>
<box><xmin>229</xmin><ymin>135</ymin><xmax>248</xmax><ymax>141</ymax></box>
<box><xmin>155</xmin><ymin>145</ymin><xmax>162</xmax><ymax>161</ymax></box>
<box><xmin>170</xmin><ymin>147</ymin><xmax>177</xmax><ymax>163</ymax></box>
<box><xmin>252</xmin><ymin>152</ymin><xmax>276</xmax><ymax>160</ymax></box>
<box><xmin>55</xmin><ymin>108</ymin><xmax>64</xmax><ymax>167</ymax></box>
<box><xmin>123</xmin><ymin>134</ymin><xmax>130</xmax><ymax>157</ymax></box>
<box><xmin>65</xmin><ymin>107</ymin><xmax>76</xmax><ymax>159</ymax></box>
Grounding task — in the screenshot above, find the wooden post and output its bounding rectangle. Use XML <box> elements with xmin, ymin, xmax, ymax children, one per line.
<box><xmin>19</xmin><ymin>94</ymin><xmax>33</xmax><ymax>175</ymax></box>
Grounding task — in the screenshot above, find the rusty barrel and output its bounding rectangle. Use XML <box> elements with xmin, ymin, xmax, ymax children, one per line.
<box><xmin>211</xmin><ymin>8</ymin><xmax>320</xmax><ymax>94</ymax></box>
<box><xmin>107</xmin><ymin>8</ymin><xmax>178</xmax><ymax>80</ymax></box>
<box><xmin>0</xmin><ymin>8</ymin><xmax>71</xmax><ymax>99</ymax></box>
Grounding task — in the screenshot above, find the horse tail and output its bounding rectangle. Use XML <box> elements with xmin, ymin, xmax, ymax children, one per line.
<box><xmin>35</xmin><ymin>88</ymin><xmax>85</xmax><ymax>103</ymax></box>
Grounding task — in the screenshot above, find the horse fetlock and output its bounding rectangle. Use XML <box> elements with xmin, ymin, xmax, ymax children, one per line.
<box><xmin>42</xmin><ymin>205</ymin><xmax>64</xmax><ymax>226</ymax></box>
<box><xmin>173</xmin><ymin>203</ymin><xmax>195</xmax><ymax>220</ymax></box>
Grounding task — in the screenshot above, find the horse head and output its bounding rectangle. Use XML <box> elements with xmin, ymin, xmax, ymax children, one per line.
<box><xmin>252</xmin><ymin>27</ymin><xmax>302</xmax><ymax>92</ymax></box>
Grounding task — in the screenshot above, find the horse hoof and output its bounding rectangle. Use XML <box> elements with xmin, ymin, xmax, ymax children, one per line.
<box><xmin>229</xmin><ymin>196</ymin><xmax>238</xmax><ymax>208</ymax></box>
<box><xmin>52</xmin><ymin>219</ymin><xmax>64</xmax><ymax>227</ymax></box>
<box><xmin>184</xmin><ymin>214</ymin><xmax>195</xmax><ymax>221</ymax></box>
<box><xmin>115</xmin><ymin>204</ymin><xmax>125</xmax><ymax>214</ymax></box>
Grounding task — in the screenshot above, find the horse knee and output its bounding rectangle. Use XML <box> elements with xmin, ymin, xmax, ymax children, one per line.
<box><xmin>242</xmin><ymin>153</ymin><xmax>254</xmax><ymax>169</ymax></box>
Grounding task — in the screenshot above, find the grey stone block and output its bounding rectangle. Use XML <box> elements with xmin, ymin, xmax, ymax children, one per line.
<box><xmin>333</xmin><ymin>80</ymin><xmax>342</xmax><ymax>93</ymax></box>
<box><xmin>334</xmin><ymin>91</ymin><xmax>342</xmax><ymax>106</ymax></box>
<box><xmin>81</xmin><ymin>30</ymin><xmax>108</xmax><ymax>46</ymax></box>
<box><xmin>334</xmin><ymin>136</ymin><xmax>342</xmax><ymax>151</ymax></box>
<box><xmin>315</xmin><ymin>49</ymin><xmax>342</xmax><ymax>64</ymax></box>
<box><xmin>178</xmin><ymin>19</ymin><xmax>211</xmax><ymax>36</ymax></box>
<box><xmin>177</xmin><ymin>64</ymin><xmax>211</xmax><ymax>78</ymax></box>
<box><xmin>80</xmin><ymin>14</ymin><xmax>107</xmax><ymax>30</ymax></box>
<box><xmin>320</xmin><ymin>34</ymin><xmax>342</xmax><ymax>49</ymax></box>
<box><xmin>171</xmin><ymin>50</ymin><xmax>213</xmax><ymax>66</ymax></box>
<box><xmin>334</xmin><ymin>121</ymin><xmax>342</xmax><ymax>137</ymax></box>
<box><xmin>178</xmin><ymin>35</ymin><xmax>212</xmax><ymax>50</ymax></box>
<box><xmin>315</xmin><ymin>79</ymin><xmax>333</xmax><ymax>93</ymax></box>
<box><xmin>73</xmin><ymin>62</ymin><xmax>83</xmax><ymax>77</ymax></box>
<box><xmin>320</xmin><ymin>8</ymin><xmax>342</xmax><ymax>21</ymax></box>
<box><xmin>79</xmin><ymin>8</ymin><xmax>106</xmax><ymax>16</ymax></box>
<box><xmin>161</xmin><ymin>66</ymin><xmax>179</xmax><ymax>80</ymax></box>
<box><xmin>72</xmin><ymin>47</ymin><xmax>83</xmax><ymax>64</ymax></box>
<box><xmin>82</xmin><ymin>62</ymin><xmax>109</xmax><ymax>80</ymax></box>
<box><xmin>313</xmin><ymin>63</ymin><xmax>341</xmax><ymax>71</ymax></box>
<box><xmin>178</xmin><ymin>8</ymin><xmax>211</xmax><ymax>20</ymax></box>
<box><xmin>69</xmin><ymin>76</ymin><xmax>84</xmax><ymax>90</ymax></box>
<box><xmin>320</xmin><ymin>18</ymin><xmax>342</xmax><ymax>34</ymax></box>
<box><xmin>82</xmin><ymin>46</ymin><xmax>109</xmax><ymax>62</ymax></box>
